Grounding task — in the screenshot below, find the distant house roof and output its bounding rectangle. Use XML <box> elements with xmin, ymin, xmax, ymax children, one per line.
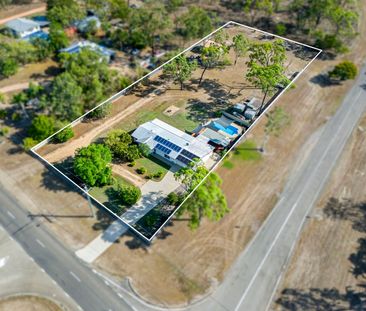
<box><xmin>76</xmin><ymin>16</ymin><xmax>101</xmax><ymax>32</ymax></box>
<box><xmin>60</xmin><ymin>40</ymin><xmax>115</xmax><ymax>59</ymax></box>
<box><xmin>132</xmin><ymin>119</ymin><xmax>214</xmax><ymax>162</ymax></box>
<box><xmin>23</xmin><ymin>30</ymin><xmax>49</xmax><ymax>41</ymax></box>
<box><xmin>6</xmin><ymin>18</ymin><xmax>40</xmax><ymax>34</ymax></box>
<box><xmin>32</xmin><ymin>16</ymin><xmax>50</xmax><ymax>27</ymax></box>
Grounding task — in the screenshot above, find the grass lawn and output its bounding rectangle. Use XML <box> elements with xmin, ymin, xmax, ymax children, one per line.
<box><xmin>117</xmin><ymin>100</ymin><xmax>199</xmax><ymax>133</ymax></box>
<box><xmin>222</xmin><ymin>140</ymin><xmax>262</xmax><ymax>170</ymax></box>
<box><xmin>89</xmin><ymin>175</ymin><xmax>132</xmax><ymax>214</ymax></box>
<box><xmin>232</xmin><ymin>140</ymin><xmax>262</xmax><ymax>161</ymax></box>
<box><xmin>133</xmin><ymin>155</ymin><xmax>170</xmax><ymax>179</ymax></box>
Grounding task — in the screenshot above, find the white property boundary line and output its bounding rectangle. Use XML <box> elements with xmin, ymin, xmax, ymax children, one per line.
<box><xmin>31</xmin><ymin>21</ymin><xmax>322</xmax><ymax>243</ymax></box>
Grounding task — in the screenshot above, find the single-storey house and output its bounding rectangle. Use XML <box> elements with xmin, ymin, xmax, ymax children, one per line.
<box><xmin>132</xmin><ymin>119</ymin><xmax>214</xmax><ymax>167</ymax></box>
<box><xmin>76</xmin><ymin>16</ymin><xmax>101</xmax><ymax>33</ymax></box>
<box><xmin>5</xmin><ymin>18</ymin><xmax>48</xmax><ymax>40</ymax></box>
<box><xmin>60</xmin><ymin>40</ymin><xmax>115</xmax><ymax>62</ymax></box>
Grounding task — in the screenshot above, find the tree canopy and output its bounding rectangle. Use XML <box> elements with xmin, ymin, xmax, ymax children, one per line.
<box><xmin>232</xmin><ymin>33</ymin><xmax>250</xmax><ymax>65</ymax></box>
<box><xmin>28</xmin><ymin>115</ymin><xmax>56</xmax><ymax>142</ymax></box>
<box><xmin>179</xmin><ymin>6</ymin><xmax>213</xmax><ymax>40</ymax></box>
<box><xmin>163</xmin><ymin>55</ymin><xmax>197</xmax><ymax>90</ymax></box>
<box><xmin>73</xmin><ymin>143</ymin><xmax>112</xmax><ymax>187</ymax></box>
<box><xmin>329</xmin><ymin>61</ymin><xmax>358</xmax><ymax>80</ymax></box>
<box><xmin>175</xmin><ymin>162</ymin><xmax>229</xmax><ymax>229</ymax></box>
<box><xmin>246</xmin><ymin>40</ymin><xmax>290</xmax><ymax>113</ymax></box>
<box><xmin>118</xmin><ymin>183</ymin><xmax>141</xmax><ymax>205</ymax></box>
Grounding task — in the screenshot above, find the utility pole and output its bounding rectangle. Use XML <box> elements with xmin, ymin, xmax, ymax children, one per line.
<box><xmin>84</xmin><ymin>185</ymin><xmax>96</xmax><ymax>219</ymax></box>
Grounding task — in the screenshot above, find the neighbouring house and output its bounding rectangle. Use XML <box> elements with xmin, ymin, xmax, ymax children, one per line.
<box><xmin>60</xmin><ymin>40</ymin><xmax>115</xmax><ymax>62</ymax></box>
<box><xmin>5</xmin><ymin>18</ymin><xmax>48</xmax><ymax>40</ymax></box>
<box><xmin>132</xmin><ymin>118</ymin><xmax>214</xmax><ymax>167</ymax></box>
<box><xmin>76</xmin><ymin>16</ymin><xmax>101</xmax><ymax>33</ymax></box>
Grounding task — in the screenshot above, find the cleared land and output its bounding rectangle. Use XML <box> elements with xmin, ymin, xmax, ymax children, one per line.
<box><xmin>271</xmin><ymin>113</ymin><xmax>366</xmax><ymax>311</ymax></box>
<box><xmin>34</xmin><ymin>23</ymin><xmax>315</xmax><ymax>239</ymax></box>
<box><xmin>0</xmin><ymin>296</ymin><xmax>62</xmax><ymax>311</ymax></box>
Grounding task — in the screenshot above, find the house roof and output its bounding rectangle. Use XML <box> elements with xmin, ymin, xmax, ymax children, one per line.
<box><xmin>6</xmin><ymin>18</ymin><xmax>39</xmax><ymax>33</ymax></box>
<box><xmin>132</xmin><ymin>119</ymin><xmax>214</xmax><ymax>160</ymax></box>
<box><xmin>60</xmin><ymin>40</ymin><xmax>115</xmax><ymax>57</ymax></box>
<box><xmin>197</xmin><ymin>128</ymin><xmax>231</xmax><ymax>147</ymax></box>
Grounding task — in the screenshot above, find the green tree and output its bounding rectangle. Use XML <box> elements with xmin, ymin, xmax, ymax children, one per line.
<box><xmin>129</xmin><ymin>4</ymin><xmax>172</xmax><ymax>55</ymax></box>
<box><xmin>28</xmin><ymin>115</ymin><xmax>55</xmax><ymax>141</ymax></box>
<box><xmin>54</xmin><ymin>126</ymin><xmax>74</xmax><ymax>143</ymax></box>
<box><xmin>0</xmin><ymin>58</ymin><xmax>18</xmax><ymax>78</ymax></box>
<box><xmin>329</xmin><ymin>61</ymin><xmax>358</xmax><ymax>80</ymax></box>
<box><xmin>176</xmin><ymin>168</ymin><xmax>229</xmax><ymax>230</ymax></box>
<box><xmin>31</xmin><ymin>38</ymin><xmax>52</xmax><ymax>61</ymax></box>
<box><xmin>232</xmin><ymin>33</ymin><xmax>249</xmax><ymax>65</ymax></box>
<box><xmin>180</xmin><ymin>7</ymin><xmax>213</xmax><ymax>40</ymax></box>
<box><xmin>138</xmin><ymin>143</ymin><xmax>151</xmax><ymax>157</ymax></box>
<box><xmin>88</xmin><ymin>102</ymin><xmax>112</xmax><ymax>119</ymax></box>
<box><xmin>199</xmin><ymin>44</ymin><xmax>229</xmax><ymax>85</ymax></box>
<box><xmin>246</xmin><ymin>40</ymin><xmax>290</xmax><ymax>113</ymax></box>
<box><xmin>22</xmin><ymin>137</ymin><xmax>38</xmax><ymax>151</ymax></box>
<box><xmin>118</xmin><ymin>183</ymin><xmax>141</xmax><ymax>205</ymax></box>
<box><xmin>105</xmin><ymin>129</ymin><xmax>132</xmax><ymax>147</ymax></box>
<box><xmin>73</xmin><ymin>143</ymin><xmax>112</xmax><ymax>187</ymax></box>
<box><xmin>47</xmin><ymin>0</ymin><xmax>84</xmax><ymax>27</ymax></box>
<box><xmin>243</xmin><ymin>0</ymin><xmax>273</xmax><ymax>24</ymax></box>
<box><xmin>49</xmin><ymin>72</ymin><xmax>84</xmax><ymax>121</ymax></box>
<box><xmin>163</xmin><ymin>55</ymin><xmax>197</xmax><ymax>90</ymax></box>
<box><xmin>49</xmin><ymin>23</ymin><xmax>70</xmax><ymax>52</ymax></box>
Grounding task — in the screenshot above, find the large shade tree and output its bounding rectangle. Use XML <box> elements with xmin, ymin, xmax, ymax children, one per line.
<box><xmin>199</xmin><ymin>44</ymin><xmax>229</xmax><ymax>85</ymax></box>
<box><xmin>175</xmin><ymin>161</ymin><xmax>229</xmax><ymax>229</ymax></box>
<box><xmin>73</xmin><ymin>143</ymin><xmax>112</xmax><ymax>187</ymax></box>
<box><xmin>246</xmin><ymin>39</ymin><xmax>290</xmax><ymax>113</ymax></box>
<box><xmin>179</xmin><ymin>6</ymin><xmax>213</xmax><ymax>40</ymax></box>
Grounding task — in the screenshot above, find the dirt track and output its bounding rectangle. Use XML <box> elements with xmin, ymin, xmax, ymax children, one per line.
<box><xmin>0</xmin><ymin>5</ymin><xmax>46</xmax><ymax>25</ymax></box>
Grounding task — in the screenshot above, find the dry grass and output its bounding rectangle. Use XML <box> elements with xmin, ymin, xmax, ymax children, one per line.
<box><xmin>0</xmin><ymin>295</ymin><xmax>62</xmax><ymax>311</ymax></box>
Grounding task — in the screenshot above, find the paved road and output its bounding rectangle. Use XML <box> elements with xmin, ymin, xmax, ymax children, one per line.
<box><xmin>0</xmin><ymin>225</ymin><xmax>78</xmax><ymax>310</ymax></box>
<box><xmin>191</xmin><ymin>65</ymin><xmax>366</xmax><ymax>311</ymax></box>
<box><xmin>0</xmin><ymin>188</ymin><xmax>136</xmax><ymax>311</ymax></box>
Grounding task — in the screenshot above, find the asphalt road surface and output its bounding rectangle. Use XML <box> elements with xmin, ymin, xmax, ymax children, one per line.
<box><xmin>0</xmin><ymin>188</ymin><xmax>135</xmax><ymax>311</ymax></box>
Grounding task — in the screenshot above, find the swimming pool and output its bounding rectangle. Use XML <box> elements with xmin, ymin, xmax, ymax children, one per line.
<box><xmin>212</xmin><ymin>122</ymin><xmax>238</xmax><ymax>135</ymax></box>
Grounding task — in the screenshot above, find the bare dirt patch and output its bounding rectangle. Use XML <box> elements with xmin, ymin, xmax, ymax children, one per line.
<box><xmin>0</xmin><ymin>295</ymin><xmax>62</xmax><ymax>311</ymax></box>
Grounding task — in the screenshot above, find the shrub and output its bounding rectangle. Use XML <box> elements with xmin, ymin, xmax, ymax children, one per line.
<box><xmin>153</xmin><ymin>171</ymin><xmax>163</xmax><ymax>179</ymax></box>
<box><xmin>22</xmin><ymin>137</ymin><xmax>37</xmax><ymax>151</ymax></box>
<box><xmin>118</xmin><ymin>184</ymin><xmax>141</xmax><ymax>205</ymax></box>
<box><xmin>11</xmin><ymin>112</ymin><xmax>21</xmax><ymax>122</ymax></box>
<box><xmin>138</xmin><ymin>143</ymin><xmax>151</xmax><ymax>157</ymax></box>
<box><xmin>136</xmin><ymin>166</ymin><xmax>146</xmax><ymax>174</ymax></box>
<box><xmin>0</xmin><ymin>126</ymin><xmax>9</xmax><ymax>136</ymax></box>
<box><xmin>128</xmin><ymin>161</ymin><xmax>136</xmax><ymax>167</ymax></box>
<box><xmin>275</xmin><ymin>23</ymin><xmax>287</xmax><ymax>36</ymax></box>
<box><xmin>329</xmin><ymin>61</ymin><xmax>358</xmax><ymax>81</ymax></box>
<box><xmin>167</xmin><ymin>192</ymin><xmax>179</xmax><ymax>205</ymax></box>
<box><xmin>54</xmin><ymin>126</ymin><xmax>74</xmax><ymax>143</ymax></box>
<box><xmin>0</xmin><ymin>109</ymin><xmax>7</xmax><ymax>120</ymax></box>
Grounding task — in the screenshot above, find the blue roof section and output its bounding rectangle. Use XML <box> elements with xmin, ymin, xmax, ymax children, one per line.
<box><xmin>23</xmin><ymin>30</ymin><xmax>49</xmax><ymax>41</ymax></box>
<box><xmin>32</xmin><ymin>16</ymin><xmax>50</xmax><ymax>27</ymax></box>
<box><xmin>60</xmin><ymin>41</ymin><xmax>115</xmax><ymax>58</ymax></box>
<box><xmin>6</xmin><ymin>18</ymin><xmax>40</xmax><ymax>33</ymax></box>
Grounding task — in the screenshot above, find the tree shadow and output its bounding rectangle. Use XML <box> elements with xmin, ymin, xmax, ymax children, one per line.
<box><xmin>349</xmin><ymin>237</ymin><xmax>366</xmax><ymax>279</ymax></box>
<box><xmin>186</xmin><ymin>98</ymin><xmax>229</xmax><ymax>123</ymax></box>
<box><xmin>275</xmin><ymin>287</ymin><xmax>366</xmax><ymax>310</ymax></box>
<box><xmin>196</xmin><ymin>78</ymin><xmax>239</xmax><ymax>102</ymax></box>
<box><xmin>310</xmin><ymin>74</ymin><xmax>341</xmax><ymax>88</ymax></box>
<box><xmin>92</xmin><ymin>208</ymin><xmax>115</xmax><ymax>231</ymax></box>
<box><xmin>360</xmin><ymin>84</ymin><xmax>366</xmax><ymax>91</ymax></box>
<box><xmin>124</xmin><ymin>232</ymin><xmax>149</xmax><ymax>251</ymax></box>
<box><xmin>40</xmin><ymin>165</ymin><xmax>76</xmax><ymax>193</ymax></box>
<box><xmin>323</xmin><ymin>197</ymin><xmax>366</xmax><ymax>233</ymax></box>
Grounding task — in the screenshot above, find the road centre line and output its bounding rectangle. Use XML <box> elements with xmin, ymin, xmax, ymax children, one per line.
<box><xmin>6</xmin><ymin>211</ymin><xmax>15</xmax><ymax>219</ymax></box>
<box><xmin>36</xmin><ymin>239</ymin><xmax>45</xmax><ymax>248</ymax></box>
<box><xmin>70</xmin><ymin>271</ymin><xmax>81</xmax><ymax>282</ymax></box>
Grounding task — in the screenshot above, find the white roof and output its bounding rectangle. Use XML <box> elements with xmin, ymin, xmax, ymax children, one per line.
<box><xmin>132</xmin><ymin>119</ymin><xmax>213</xmax><ymax>159</ymax></box>
<box><xmin>6</xmin><ymin>18</ymin><xmax>39</xmax><ymax>33</ymax></box>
